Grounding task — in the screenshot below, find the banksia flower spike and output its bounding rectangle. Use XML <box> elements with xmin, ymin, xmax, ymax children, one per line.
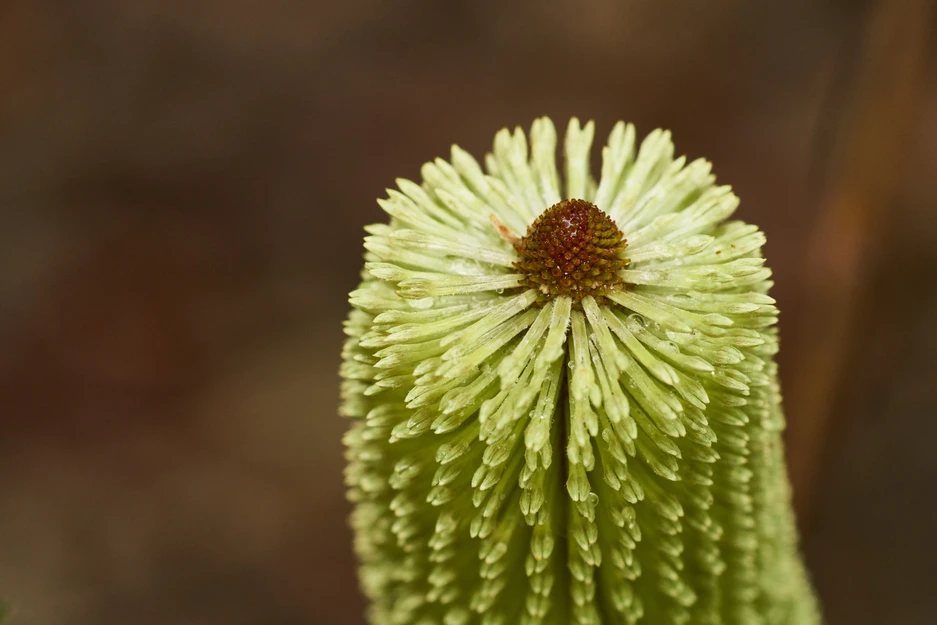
<box><xmin>341</xmin><ymin>118</ymin><xmax>820</xmax><ymax>625</ymax></box>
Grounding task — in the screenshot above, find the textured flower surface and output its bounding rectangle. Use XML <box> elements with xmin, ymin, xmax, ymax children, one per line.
<box><xmin>341</xmin><ymin>118</ymin><xmax>820</xmax><ymax>625</ymax></box>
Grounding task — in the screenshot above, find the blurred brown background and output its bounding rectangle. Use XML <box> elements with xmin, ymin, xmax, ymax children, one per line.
<box><xmin>1</xmin><ymin>1</ymin><xmax>936</xmax><ymax>624</ymax></box>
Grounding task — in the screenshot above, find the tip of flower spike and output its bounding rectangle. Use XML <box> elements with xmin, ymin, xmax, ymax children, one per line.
<box><xmin>512</xmin><ymin>199</ymin><xmax>629</xmax><ymax>305</ymax></box>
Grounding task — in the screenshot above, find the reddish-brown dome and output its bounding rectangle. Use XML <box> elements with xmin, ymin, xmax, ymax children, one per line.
<box><xmin>512</xmin><ymin>199</ymin><xmax>629</xmax><ymax>304</ymax></box>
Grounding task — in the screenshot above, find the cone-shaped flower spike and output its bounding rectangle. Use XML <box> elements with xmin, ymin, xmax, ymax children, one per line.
<box><xmin>341</xmin><ymin>118</ymin><xmax>820</xmax><ymax>625</ymax></box>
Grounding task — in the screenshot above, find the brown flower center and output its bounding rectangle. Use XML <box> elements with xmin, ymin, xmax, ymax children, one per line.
<box><xmin>512</xmin><ymin>199</ymin><xmax>629</xmax><ymax>304</ymax></box>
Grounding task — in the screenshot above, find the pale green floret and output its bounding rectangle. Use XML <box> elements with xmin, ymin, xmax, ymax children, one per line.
<box><xmin>341</xmin><ymin>117</ymin><xmax>820</xmax><ymax>625</ymax></box>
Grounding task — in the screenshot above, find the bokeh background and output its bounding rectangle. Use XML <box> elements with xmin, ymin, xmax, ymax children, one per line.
<box><xmin>1</xmin><ymin>1</ymin><xmax>936</xmax><ymax>624</ymax></box>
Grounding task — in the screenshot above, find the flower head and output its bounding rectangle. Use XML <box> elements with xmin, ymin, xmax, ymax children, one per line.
<box><xmin>341</xmin><ymin>118</ymin><xmax>819</xmax><ymax>625</ymax></box>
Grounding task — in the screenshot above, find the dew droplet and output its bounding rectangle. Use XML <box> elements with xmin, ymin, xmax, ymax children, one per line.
<box><xmin>410</xmin><ymin>297</ymin><xmax>435</xmax><ymax>309</ymax></box>
<box><xmin>626</xmin><ymin>314</ymin><xmax>647</xmax><ymax>333</ymax></box>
